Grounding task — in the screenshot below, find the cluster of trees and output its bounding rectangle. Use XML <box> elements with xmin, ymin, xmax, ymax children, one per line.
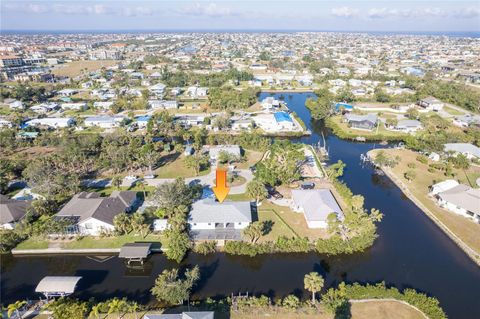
<box><xmin>208</xmin><ymin>87</ymin><xmax>260</xmax><ymax>110</ymax></box>
<box><xmin>1</xmin><ymin>84</ymin><xmax>49</xmax><ymax>103</ymax></box>
<box><xmin>151</xmin><ymin>266</ymin><xmax>200</xmax><ymax>306</ymax></box>
<box><xmin>151</xmin><ymin>178</ymin><xmax>201</xmax><ymax>262</ymax></box>
<box><xmin>113</xmin><ymin>212</ymin><xmax>150</xmax><ymax>237</ymax></box>
<box><xmin>305</xmin><ymin>88</ymin><xmax>334</xmax><ymax>120</ymax></box>
<box><xmin>159</xmin><ymin>68</ymin><xmax>253</xmax><ymax>88</ymax></box>
<box><xmin>255</xmin><ymin>140</ymin><xmax>304</xmax><ymax>186</ymax></box>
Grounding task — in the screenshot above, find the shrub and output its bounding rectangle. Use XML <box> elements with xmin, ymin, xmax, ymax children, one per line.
<box><xmin>407</xmin><ymin>162</ymin><xmax>416</xmax><ymax>169</ymax></box>
<box><xmin>282</xmin><ymin>295</ymin><xmax>300</xmax><ymax>310</ymax></box>
<box><xmin>194</xmin><ymin>241</ymin><xmax>217</xmax><ymax>255</ymax></box>
<box><xmin>416</xmin><ymin>155</ymin><xmax>428</xmax><ymax>164</ymax></box>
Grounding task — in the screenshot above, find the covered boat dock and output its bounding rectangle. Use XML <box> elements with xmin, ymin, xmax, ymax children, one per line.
<box><xmin>118</xmin><ymin>242</ymin><xmax>152</xmax><ymax>265</ymax></box>
<box><xmin>35</xmin><ymin>276</ymin><xmax>82</xmax><ymax>299</ymax></box>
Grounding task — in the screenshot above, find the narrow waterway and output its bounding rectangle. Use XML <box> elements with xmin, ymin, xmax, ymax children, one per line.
<box><xmin>1</xmin><ymin>92</ymin><xmax>479</xmax><ymax>318</ymax></box>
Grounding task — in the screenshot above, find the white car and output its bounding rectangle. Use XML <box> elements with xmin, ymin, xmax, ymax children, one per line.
<box><xmin>125</xmin><ymin>175</ymin><xmax>138</xmax><ymax>181</ymax></box>
<box><xmin>144</xmin><ymin>174</ymin><xmax>155</xmax><ymax>179</ymax></box>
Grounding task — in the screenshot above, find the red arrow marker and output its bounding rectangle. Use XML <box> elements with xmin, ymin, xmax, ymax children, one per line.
<box><xmin>212</xmin><ymin>168</ymin><xmax>230</xmax><ymax>203</ymax></box>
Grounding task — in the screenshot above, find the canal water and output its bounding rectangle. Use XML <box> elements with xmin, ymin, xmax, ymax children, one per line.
<box><xmin>1</xmin><ymin>92</ymin><xmax>479</xmax><ymax>318</ymax></box>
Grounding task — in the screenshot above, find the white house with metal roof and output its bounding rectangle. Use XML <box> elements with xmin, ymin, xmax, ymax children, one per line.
<box><xmin>188</xmin><ymin>199</ymin><xmax>252</xmax><ymax>231</ymax></box>
<box><xmin>444</xmin><ymin>143</ymin><xmax>480</xmax><ymax>160</ymax></box>
<box><xmin>291</xmin><ymin>189</ymin><xmax>344</xmax><ymax>229</ymax></box>
<box><xmin>435</xmin><ymin>184</ymin><xmax>480</xmax><ymax>223</ymax></box>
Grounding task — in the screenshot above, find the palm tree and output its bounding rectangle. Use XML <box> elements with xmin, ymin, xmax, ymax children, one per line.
<box><xmin>304</xmin><ymin>272</ymin><xmax>324</xmax><ymax>303</ymax></box>
<box><xmin>137</xmin><ymin>180</ymin><xmax>148</xmax><ymax>200</ymax></box>
<box><xmin>7</xmin><ymin>300</ymin><xmax>27</xmax><ymax>319</ymax></box>
<box><xmin>111</xmin><ymin>176</ymin><xmax>122</xmax><ymax>190</ymax></box>
<box><xmin>129</xmin><ymin>301</ymin><xmax>140</xmax><ymax>319</ymax></box>
<box><xmin>107</xmin><ymin>298</ymin><xmax>128</xmax><ymax>319</ymax></box>
<box><xmin>89</xmin><ymin>304</ymin><xmax>101</xmax><ymax>319</ymax></box>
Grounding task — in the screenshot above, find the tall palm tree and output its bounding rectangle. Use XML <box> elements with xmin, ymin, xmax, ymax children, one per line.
<box><xmin>129</xmin><ymin>302</ymin><xmax>140</xmax><ymax>319</ymax></box>
<box><xmin>7</xmin><ymin>301</ymin><xmax>26</xmax><ymax>319</ymax></box>
<box><xmin>89</xmin><ymin>304</ymin><xmax>101</xmax><ymax>319</ymax></box>
<box><xmin>304</xmin><ymin>272</ymin><xmax>324</xmax><ymax>303</ymax></box>
<box><xmin>107</xmin><ymin>298</ymin><xmax>127</xmax><ymax>319</ymax></box>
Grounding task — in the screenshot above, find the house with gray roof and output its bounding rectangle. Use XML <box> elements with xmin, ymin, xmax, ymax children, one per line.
<box><xmin>0</xmin><ymin>194</ymin><xmax>31</xmax><ymax>230</ymax></box>
<box><xmin>418</xmin><ymin>96</ymin><xmax>444</xmax><ymax>111</ymax></box>
<box><xmin>55</xmin><ymin>191</ymin><xmax>138</xmax><ymax>235</ymax></box>
<box><xmin>188</xmin><ymin>199</ymin><xmax>252</xmax><ymax>240</ymax></box>
<box><xmin>436</xmin><ymin>184</ymin><xmax>480</xmax><ymax>224</ymax></box>
<box><xmin>206</xmin><ymin>145</ymin><xmax>242</xmax><ymax>162</ymax></box>
<box><xmin>394</xmin><ymin>119</ymin><xmax>422</xmax><ymax>133</ymax></box>
<box><xmin>344</xmin><ymin>113</ymin><xmax>378</xmax><ymax>131</ymax></box>
<box><xmin>291</xmin><ymin>189</ymin><xmax>344</xmax><ymax>229</ymax></box>
<box><xmin>144</xmin><ymin>312</ymin><xmax>214</xmax><ymax>319</ymax></box>
<box><xmin>444</xmin><ymin>143</ymin><xmax>480</xmax><ymax>160</ymax></box>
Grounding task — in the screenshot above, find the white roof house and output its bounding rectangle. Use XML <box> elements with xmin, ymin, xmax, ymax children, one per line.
<box><xmin>0</xmin><ymin>118</ymin><xmax>13</xmax><ymax>128</ymax></box>
<box><xmin>61</xmin><ymin>102</ymin><xmax>87</xmax><ymax>111</ymax></box>
<box><xmin>26</xmin><ymin>117</ymin><xmax>74</xmax><ymax>128</ymax></box>
<box><xmin>444</xmin><ymin>143</ymin><xmax>480</xmax><ymax>159</ymax></box>
<box><xmin>9</xmin><ymin>100</ymin><xmax>24</xmax><ymax>110</ymax></box>
<box><xmin>206</xmin><ymin>145</ymin><xmax>241</xmax><ymax>161</ymax></box>
<box><xmin>291</xmin><ymin>189</ymin><xmax>344</xmax><ymax>229</ymax></box>
<box><xmin>430</xmin><ymin>180</ymin><xmax>459</xmax><ymax>196</ymax></box>
<box><xmin>395</xmin><ymin>120</ymin><xmax>422</xmax><ymax>133</ymax></box>
<box><xmin>84</xmin><ymin>116</ymin><xmax>124</xmax><ymax>128</ymax></box>
<box><xmin>188</xmin><ymin>199</ymin><xmax>252</xmax><ymax>233</ymax></box>
<box><xmin>436</xmin><ymin>184</ymin><xmax>480</xmax><ymax>223</ymax></box>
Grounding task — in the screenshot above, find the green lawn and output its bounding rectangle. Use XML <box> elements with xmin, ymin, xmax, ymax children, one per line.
<box><xmin>15</xmin><ymin>238</ymin><xmax>49</xmax><ymax>250</ymax></box>
<box><xmin>63</xmin><ymin>233</ymin><xmax>164</xmax><ymax>249</ymax></box>
<box><xmin>156</xmin><ymin>152</ymin><xmax>211</xmax><ymax>178</ymax></box>
<box><xmin>327</xmin><ymin>116</ymin><xmax>409</xmax><ymax>141</ymax></box>
<box><xmin>257</xmin><ymin>208</ymin><xmax>297</xmax><ymax>242</ymax></box>
<box><xmin>444</xmin><ymin>106</ymin><xmax>465</xmax><ymax>116</ymax></box>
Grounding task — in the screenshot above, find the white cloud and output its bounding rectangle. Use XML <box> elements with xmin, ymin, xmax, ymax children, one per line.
<box><xmin>121</xmin><ymin>7</ymin><xmax>154</xmax><ymax>17</ymax></box>
<box><xmin>180</xmin><ymin>2</ymin><xmax>236</xmax><ymax>17</ymax></box>
<box><xmin>3</xmin><ymin>3</ymin><xmax>49</xmax><ymax>14</ymax></box>
<box><xmin>452</xmin><ymin>7</ymin><xmax>480</xmax><ymax>18</ymax></box>
<box><xmin>367</xmin><ymin>7</ymin><xmax>451</xmax><ymax>19</ymax></box>
<box><xmin>331</xmin><ymin>6</ymin><xmax>359</xmax><ymax>18</ymax></box>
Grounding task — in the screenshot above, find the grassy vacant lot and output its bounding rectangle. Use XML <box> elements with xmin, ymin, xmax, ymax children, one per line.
<box><xmin>257</xmin><ymin>207</ymin><xmax>297</xmax><ymax>242</ymax></box>
<box><xmin>236</xmin><ymin>149</ymin><xmax>264</xmax><ymax>169</ymax></box>
<box><xmin>51</xmin><ymin>60</ymin><xmax>117</xmax><ymax>77</ymax></box>
<box><xmin>155</xmin><ymin>152</ymin><xmax>211</xmax><ymax>178</ymax></box>
<box><xmin>443</xmin><ymin>105</ymin><xmax>465</xmax><ymax>116</ymax></box>
<box><xmin>63</xmin><ymin>233</ymin><xmax>163</xmax><ymax>249</ymax></box>
<box><xmin>229</xmin><ymin>300</ymin><xmax>424</xmax><ymax>319</ymax></box>
<box><xmin>260</xmin><ymin>201</ymin><xmax>329</xmax><ymax>240</ymax></box>
<box><xmin>371</xmin><ymin>148</ymin><xmax>480</xmax><ymax>254</ymax></box>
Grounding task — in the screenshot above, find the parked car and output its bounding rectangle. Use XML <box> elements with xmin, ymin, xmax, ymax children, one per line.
<box><xmin>144</xmin><ymin>174</ymin><xmax>155</xmax><ymax>179</ymax></box>
<box><xmin>300</xmin><ymin>182</ymin><xmax>315</xmax><ymax>190</ymax></box>
<box><xmin>125</xmin><ymin>175</ymin><xmax>138</xmax><ymax>181</ymax></box>
<box><xmin>268</xmin><ymin>188</ymin><xmax>283</xmax><ymax>199</ymax></box>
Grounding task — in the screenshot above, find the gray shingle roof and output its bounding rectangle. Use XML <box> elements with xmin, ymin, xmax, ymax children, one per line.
<box><xmin>292</xmin><ymin>189</ymin><xmax>344</xmax><ymax>222</ymax></box>
<box><xmin>0</xmin><ymin>195</ymin><xmax>31</xmax><ymax>224</ymax></box>
<box><xmin>56</xmin><ymin>191</ymin><xmax>137</xmax><ymax>225</ymax></box>
<box><xmin>189</xmin><ymin>199</ymin><xmax>252</xmax><ymax>224</ymax></box>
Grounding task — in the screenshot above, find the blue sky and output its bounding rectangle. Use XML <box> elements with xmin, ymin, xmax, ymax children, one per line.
<box><xmin>1</xmin><ymin>1</ymin><xmax>479</xmax><ymax>31</ymax></box>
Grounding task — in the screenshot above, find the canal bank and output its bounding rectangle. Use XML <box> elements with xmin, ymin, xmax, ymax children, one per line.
<box><xmin>2</xmin><ymin>92</ymin><xmax>480</xmax><ymax>319</ymax></box>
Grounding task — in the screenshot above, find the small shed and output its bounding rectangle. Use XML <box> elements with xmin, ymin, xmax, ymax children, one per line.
<box><xmin>119</xmin><ymin>243</ymin><xmax>152</xmax><ymax>264</ymax></box>
<box><xmin>35</xmin><ymin>276</ymin><xmax>82</xmax><ymax>299</ymax></box>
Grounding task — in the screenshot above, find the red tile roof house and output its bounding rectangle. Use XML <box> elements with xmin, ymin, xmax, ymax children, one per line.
<box><xmin>55</xmin><ymin>191</ymin><xmax>138</xmax><ymax>236</ymax></box>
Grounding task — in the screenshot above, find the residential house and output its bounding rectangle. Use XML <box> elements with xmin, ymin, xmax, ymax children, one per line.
<box><xmin>174</xmin><ymin>115</ymin><xmax>205</xmax><ymax>127</ymax></box>
<box><xmin>55</xmin><ymin>191</ymin><xmax>138</xmax><ymax>235</ymax></box>
<box><xmin>344</xmin><ymin>113</ymin><xmax>378</xmax><ymax>131</ymax></box>
<box><xmin>0</xmin><ymin>118</ymin><xmax>13</xmax><ymax>128</ymax></box>
<box><xmin>418</xmin><ymin>97</ymin><xmax>444</xmax><ymax>111</ymax></box>
<box><xmin>8</xmin><ymin>100</ymin><xmax>24</xmax><ymax>110</ymax></box>
<box><xmin>148</xmin><ymin>100</ymin><xmax>178</xmax><ymax>110</ymax></box>
<box><xmin>393</xmin><ymin>119</ymin><xmax>422</xmax><ymax>133</ymax></box>
<box><xmin>57</xmin><ymin>89</ymin><xmax>77</xmax><ymax>97</ymax></box>
<box><xmin>0</xmin><ymin>194</ymin><xmax>31</xmax><ymax>230</ymax></box>
<box><xmin>60</xmin><ymin>102</ymin><xmax>87</xmax><ymax>111</ymax></box>
<box><xmin>149</xmin><ymin>83</ymin><xmax>166</xmax><ymax>96</ymax></box>
<box><xmin>188</xmin><ymin>199</ymin><xmax>252</xmax><ymax>240</ymax></box>
<box><xmin>25</xmin><ymin>117</ymin><xmax>74</xmax><ymax>129</ymax></box>
<box><xmin>444</xmin><ymin>143</ymin><xmax>480</xmax><ymax>160</ymax></box>
<box><xmin>135</xmin><ymin>115</ymin><xmax>151</xmax><ymax>129</ymax></box>
<box><xmin>453</xmin><ymin>114</ymin><xmax>480</xmax><ymax>128</ymax></box>
<box><xmin>260</xmin><ymin>97</ymin><xmax>280</xmax><ymax>111</ymax></box>
<box><xmin>231</xmin><ymin>119</ymin><xmax>253</xmax><ymax>131</ymax></box>
<box><xmin>144</xmin><ymin>312</ymin><xmax>214</xmax><ymax>319</ymax></box>
<box><xmin>84</xmin><ymin>116</ymin><xmax>124</xmax><ymax>129</ymax></box>
<box><xmin>30</xmin><ymin>103</ymin><xmax>59</xmax><ymax>114</ymax></box>
<box><xmin>435</xmin><ymin>184</ymin><xmax>480</xmax><ymax>223</ymax></box>
<box><xmin>290</xmin><ymin>189</ymin><xmax>344</xmax><ymax>229</ymax></box>
<box><xmin>206</xmin><ymin>145</ymin><xmax>241</xmax><ymax>162</ymax></box>
<box><xmin>429</xmin><ymin>180</ymin><xmax>459</xmax><ymax>196</ymax></box>
<box><xmin>93</xmin><ymin>101</ymin><xmax>114</xmax><ymax>110</ymax></box>
<box><xmin>187</xmin><ymin>86</ymin><xmax>208</xmax><ymax>98</ymax></box>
